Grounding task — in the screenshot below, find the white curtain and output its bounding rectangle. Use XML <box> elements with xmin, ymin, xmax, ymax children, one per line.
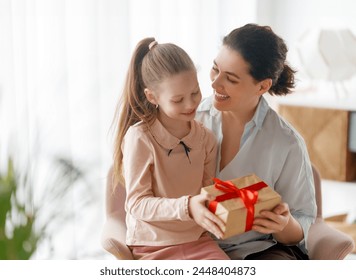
<box><xmin>0</xmin><ymin>0</ymin><xmax>257</xmax><ymax>259</ymax></box>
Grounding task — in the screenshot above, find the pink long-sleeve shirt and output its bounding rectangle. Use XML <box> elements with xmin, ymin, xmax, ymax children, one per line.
<box><xmin>122</xmin><ymin>118</ymin><xmax>217</xmax><ymax>246</ymax></box>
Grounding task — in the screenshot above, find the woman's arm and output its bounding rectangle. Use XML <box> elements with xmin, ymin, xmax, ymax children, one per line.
<box><xmin>252</xmin><ymin>202</ymin><xmax>304</xmax><ymax>244</ymax></box>
<box><xmin>253</xmin><ymin>138</ymin><xmax>316</xmax><ymax>246</ymax></box>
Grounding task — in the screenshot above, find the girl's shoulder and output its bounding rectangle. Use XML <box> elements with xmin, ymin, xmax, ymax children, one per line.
<box><xmin>191</xmin><ymin>120</ymin><xmax>217</xmax><ymax>147</ymax></box>
<box><xmin>125</xmin><ymin>121</ymin><xmax>150</xmax><ymax>139</ymax></box>
<box><xmin>197</xmin><ymin>121</ymin><xmax>215</xmax><ymax>136</ymax></box>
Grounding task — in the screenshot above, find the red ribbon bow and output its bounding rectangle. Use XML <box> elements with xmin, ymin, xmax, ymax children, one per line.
<box><xmin>208</xmin><ymin>178</ymin><xmax>267</xmax><ymax>232</ymax></box>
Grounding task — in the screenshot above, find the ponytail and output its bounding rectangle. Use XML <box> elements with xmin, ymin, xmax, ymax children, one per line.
<box><xmin>112</xmin><ymin>37</ymin><xmax>156</xmax><ymax>187</ymax></box>
<box><xmin>269</xmin><ymin>64</ymin><xmax>296</xmax><ymax>96</ymax></box>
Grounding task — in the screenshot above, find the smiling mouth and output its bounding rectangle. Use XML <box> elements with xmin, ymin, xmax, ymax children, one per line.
<box><xmin>182</xmin><ymin>109</ymin><xmax>196</xmax><ymax>115</ymax></box>
<box><xmin>214</xmin><ymin>91</ymin><xmax>230</xmax><ymax>100</ymax></box>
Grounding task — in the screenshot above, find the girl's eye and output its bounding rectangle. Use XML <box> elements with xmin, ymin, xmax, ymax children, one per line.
<box><xmin>212</xmin><ymin>66</ymin><xmax>218</xmax><ymax>72</ymax></box>
<box><xmin>172</xmin><ymin>98</ymin><xmax>183</xmax><ymax>103</ymax></box>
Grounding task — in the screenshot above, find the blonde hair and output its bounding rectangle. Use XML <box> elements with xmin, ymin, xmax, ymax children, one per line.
<box><xmin>112</xmin><ymin>37</ymin><xmax>196</xmax><ymax>187</ymax></box>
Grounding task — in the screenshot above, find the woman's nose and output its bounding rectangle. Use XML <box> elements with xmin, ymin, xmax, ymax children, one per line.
<box><xmin>211</xmin><ymin>75</ymin><xmax>223</xmax><ymax>91</ymax></box>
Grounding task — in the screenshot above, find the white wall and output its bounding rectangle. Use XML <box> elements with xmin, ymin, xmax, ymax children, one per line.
<box><xmin>257</xmin><ymin>0</ymin><xmax>356</xmax><ymax>221</ymax></box>
<box><xmin>257</xmin><ymin>0</ymin><xmax>356</xmax><ymax>45</ymax></box>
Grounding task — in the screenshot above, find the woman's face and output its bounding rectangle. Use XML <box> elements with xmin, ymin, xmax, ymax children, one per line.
<box><xmin>210</xmin><ymin>45</ymin><xmax>262</xmax><ymax>113</ymax></box>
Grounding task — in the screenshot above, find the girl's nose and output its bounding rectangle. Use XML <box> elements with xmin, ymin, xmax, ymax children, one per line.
<box><xmin>186</xmin><ymin>94</ymin><xmax>200</xmax><ymax>110</ymax></box>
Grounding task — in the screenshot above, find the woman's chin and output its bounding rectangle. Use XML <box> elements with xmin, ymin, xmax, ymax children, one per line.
<box><xmin>213</xmin><ymin>95</ymin><xmax>230</xmax><ymax>110</ymax></box>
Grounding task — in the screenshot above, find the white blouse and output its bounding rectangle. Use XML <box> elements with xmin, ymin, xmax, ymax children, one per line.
<box><xmin>196</xmin><ymin>95</ymin><xmax>317</xmax><ymax>259</ymax></box>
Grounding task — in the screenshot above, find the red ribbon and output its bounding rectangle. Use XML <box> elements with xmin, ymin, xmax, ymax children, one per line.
<box><xmin>208</xmin><ymin>177</ymin><xmax>267</xmax><ymax>232</ymax></box>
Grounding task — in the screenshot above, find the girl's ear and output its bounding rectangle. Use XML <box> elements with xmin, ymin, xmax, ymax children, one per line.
<box><xmin>257</xmin><ymin>78</ymin><xmax>272</xmax><ymax>96</ymax></box>
<box><xmin>144</xmin><ymin>88</ymin><xmax>158</xmax><ymax>106</ymax></box>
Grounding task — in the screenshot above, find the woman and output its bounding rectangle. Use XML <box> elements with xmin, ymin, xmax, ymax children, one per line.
<box><xmin>195</xmin><ymin>23</ymin><xmax>317</xmax><ymax>260</ymax></box>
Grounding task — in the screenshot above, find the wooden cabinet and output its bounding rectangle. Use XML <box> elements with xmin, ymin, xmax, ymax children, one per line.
<box><xmin>278</xmin><ymin>104</ymin><xmax>356</xmax><ymax>181</ymax></box>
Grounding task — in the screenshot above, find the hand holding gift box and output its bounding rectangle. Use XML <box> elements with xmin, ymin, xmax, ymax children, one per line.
<box><xmin>201</xmin><ymin>174</ymin><xmax>282</xmax><ymax>239</ymax></box>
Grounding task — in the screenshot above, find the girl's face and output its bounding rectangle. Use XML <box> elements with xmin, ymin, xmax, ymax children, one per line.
<box><xmin>210</xmin><ymin>45</ymin><xmax>264</xmax><ymax>113</ymax></box>
<box><xmin>150</xmin><ymin>70</ymin><xmax>202</xmax><ymax>123</ymax></box>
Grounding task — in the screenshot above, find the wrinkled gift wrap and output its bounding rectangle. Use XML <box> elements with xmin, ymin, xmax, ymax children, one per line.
<box><xmin>201</xmin><ymin>174</ymin><xmax>282</xmax><ymax>239</ymax></box>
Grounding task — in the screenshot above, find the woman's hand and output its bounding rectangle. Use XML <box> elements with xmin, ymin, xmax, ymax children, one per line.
<box><xmin>252</xmin><ymin>202</ymin><xmax>290</xmax><ymax>234</ymax></box>
<box><xmin>252</xmin><ymin>202</ymin><xmax>304</xmax><ymax>244</ymax></box>
<box><xmin>188</xmin><ymin>193</ymin><xmax>225</xmax><ymax>239</ymax></box>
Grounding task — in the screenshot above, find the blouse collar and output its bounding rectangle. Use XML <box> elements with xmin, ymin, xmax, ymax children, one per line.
<box><xmin>148</xmin><ymin>118</ymin><xmax>204</xmax><ymax>150</ymax></box>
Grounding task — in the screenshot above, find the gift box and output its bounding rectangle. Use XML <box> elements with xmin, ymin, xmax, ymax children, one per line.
<box><xmin>201</xmin><ymin>174</ymin><xmax>282</xmax><ymax>239</ymax></box>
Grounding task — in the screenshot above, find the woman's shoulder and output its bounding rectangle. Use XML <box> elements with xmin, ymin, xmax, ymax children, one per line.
<box><xmin>266</xmin><ymin>108</ymin><xmax>307</xmax><ymax>148</ymax></box>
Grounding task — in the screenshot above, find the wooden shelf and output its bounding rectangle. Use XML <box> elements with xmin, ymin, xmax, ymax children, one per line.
<box><xmin>278</xmin><ymin>103</ymin><xmax>356</xmax><ymax>181</ymax></box>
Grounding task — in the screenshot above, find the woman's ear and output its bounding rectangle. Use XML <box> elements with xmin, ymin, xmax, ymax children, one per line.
<box><xmin>258</xmin><ymin>78</ymin><xmax>272</xmax><ymax>96</ymax></box>
<box><xmin>144</xmin><ymin>88</ymin><xmax>157</xmax><ymax>106</ymax></box>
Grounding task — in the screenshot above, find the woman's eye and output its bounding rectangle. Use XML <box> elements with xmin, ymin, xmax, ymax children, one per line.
<box><xmin>227</xmin><ymin>77</ymin><xmax>238</xmax><ymax>84</ymax></box>
<box><xmin>212</xmin><ymin>66</ymin><xmax>218</xmax><ymax>72</ymax></box>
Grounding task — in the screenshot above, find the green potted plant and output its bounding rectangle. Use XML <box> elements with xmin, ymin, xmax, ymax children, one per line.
<box><xmin>0</xmin><ymin>157</ymin><xmax>92</xmax><ymax>259</ymax></box>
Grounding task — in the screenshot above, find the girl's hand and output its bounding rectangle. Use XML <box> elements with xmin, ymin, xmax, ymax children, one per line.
<box><xmin>188</xmin><ymin>193</ymin><xmax>225</xmax><ymax>239</ymax></box>
<box><xmin>252</xmin><ymin>202</ymin><xmax>290</xmax><ymax>234</ymax></box>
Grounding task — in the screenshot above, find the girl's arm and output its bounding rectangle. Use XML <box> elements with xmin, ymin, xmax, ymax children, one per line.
<box><xmin>189</xmin><ymin>126</ymin><xmax>225</xmax><ymax>239</ymax></box>
<box><xmin>202</xmin><ymin>127</ymin><xmax>218</xmax><ymax>186</ymax></box>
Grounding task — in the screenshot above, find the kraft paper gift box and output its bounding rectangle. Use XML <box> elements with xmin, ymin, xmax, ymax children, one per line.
<box><xmin>201</xmin><ymin>174</ymin><xmax>282</xmax><ymax>239</ymax></box>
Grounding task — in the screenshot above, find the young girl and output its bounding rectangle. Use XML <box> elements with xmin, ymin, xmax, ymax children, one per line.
<box><xmin>112</xmin><ymin>38</ymin><xmax>229</xmax><ymax>260</ymax></box>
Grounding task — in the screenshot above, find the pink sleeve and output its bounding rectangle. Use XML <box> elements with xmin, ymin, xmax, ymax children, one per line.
<box><xmin>202</xmin><ymin>127</ymin><xmax>218</xmax><ymax>187</ymax></box>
